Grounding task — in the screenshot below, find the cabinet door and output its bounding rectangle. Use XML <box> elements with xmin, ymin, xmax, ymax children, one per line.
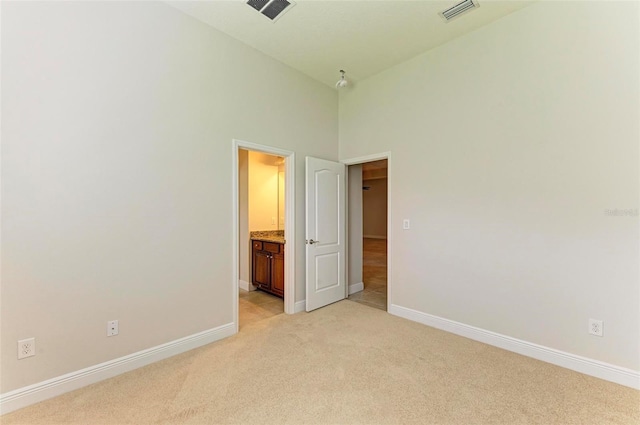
<box><xmin>253</xmin><ymin>250</ymin><xmax>271</xmax><ymax>290</ymax></box>
<box><xmin>271</xmin><ymin>251</ymin><xmax>284</xmax><ymax>296</ymax></box>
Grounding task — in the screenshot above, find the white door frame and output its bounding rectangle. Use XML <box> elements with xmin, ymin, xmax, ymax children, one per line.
<box><xmin>232</xmin><ymin>139</ymin><xmax>296</xmax><ymax>332</ymax></box>
<box><xmin>342</xmin><ymin>152</ymin><xmax>392</xmax><ymax>311</ymax></box>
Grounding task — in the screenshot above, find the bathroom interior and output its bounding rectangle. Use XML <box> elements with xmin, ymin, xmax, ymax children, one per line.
<box><xmin>237</xmin><ymin>149</ymin><xmax>286</xmax><ymax>329</ymax></box>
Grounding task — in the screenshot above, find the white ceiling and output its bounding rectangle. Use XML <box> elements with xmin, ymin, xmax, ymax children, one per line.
<box><xmin>167</xmin><ymin>0</ymin><xmax>534</xmax><ymax>88</ymax></box>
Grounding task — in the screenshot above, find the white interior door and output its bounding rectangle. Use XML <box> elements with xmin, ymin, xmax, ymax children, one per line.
<box><xmin>305</xmin><ymin>156</ymin><xmax>346</xmax><ymax>311</ymax></box>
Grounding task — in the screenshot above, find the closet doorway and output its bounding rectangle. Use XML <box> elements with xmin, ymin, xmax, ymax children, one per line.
<box><xmin>346</xmin><ymin>156</ymin><xmax>389</xmax><ymax>311</ymax></box>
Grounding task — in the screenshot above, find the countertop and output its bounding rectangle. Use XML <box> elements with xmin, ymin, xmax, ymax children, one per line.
<box><xmin>250</xmin><ymin>230</ymin><xmax>285</xmax><ymax>244</ymax></box>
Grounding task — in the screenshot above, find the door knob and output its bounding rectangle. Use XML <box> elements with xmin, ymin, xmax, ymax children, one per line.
<box><xmin>308</xmin><ymin>239</ymin><xmax>319</xmax><ymax>245</ymax></box>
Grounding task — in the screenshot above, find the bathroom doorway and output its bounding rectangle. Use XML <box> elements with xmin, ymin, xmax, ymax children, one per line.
<box><xmin>232</xmin><ymin>140</ymin><xmax>295</xmax><ymax>333</ymax></box>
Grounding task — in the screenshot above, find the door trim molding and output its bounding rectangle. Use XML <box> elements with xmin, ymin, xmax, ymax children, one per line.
<box><xmin>341</xmin><ymin>152</ymin><xmax>391</xmax><ymax>166</ymax></box>
<box><xmin>232</xmin><ymin>139</ymin><xmax>296</xmax><ymax>328</ymax></box>
<box><xmin>341</xmin><ymin>152</ymin><xmax>391</xmax><ymax>311</ymax></box>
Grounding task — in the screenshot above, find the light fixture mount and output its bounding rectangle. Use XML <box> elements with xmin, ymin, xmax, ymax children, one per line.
<box><xmin>336</xmin><ymin>70</ymin><xmax>348</xmax><ymax>89</ymax></box>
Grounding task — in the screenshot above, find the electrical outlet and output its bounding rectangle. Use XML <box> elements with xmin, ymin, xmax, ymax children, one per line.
<box><xmin>18</xmin><ymin>338</ymin><xmax>35</xmax><ymax>359</ymax></box>
<box><xmin>107</xmin><ymin>320</ymin><xmax>119</xmax><ymax>337</ymax></box>
<box><xmin>589</xmin><ymin>319</ymin><xmax>603</xmax><ymax>337</ymax></box>
<box><xmin>403</xmin><ymin>219</ymin><xmax>410</xmax><ymax>230</ymax></box>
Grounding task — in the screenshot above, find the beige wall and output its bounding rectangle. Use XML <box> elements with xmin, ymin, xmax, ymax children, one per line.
<box><xmin>362</xmin><ymin>178</ymin><xmax>388</xmax><ymax>239</ymax></box>
<box><xmin>1</xmin><ymin>1</ymin><xmax>338</xmax><ymax>393</ymax></box>
<box><xmin>339</xmin><ymin>1</ymin><xmax>639</xmax><ymax>371</ymax></box>
<box><xmin>248</xmin><ymin>151</ymin><xmax>280</xmax><ymax>232</ymax></box>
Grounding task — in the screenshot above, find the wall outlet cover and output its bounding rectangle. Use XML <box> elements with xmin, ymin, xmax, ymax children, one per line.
<box><xmin>18</xmin><ymin>338</ymin><xmax>35</xmax><ymax>359</ymax></box>
<box><xmin>588</xmin><ymin>319</ymin><xmax>603</xmax><ymax>337</ymax></box>
<box><xmin>107</xmin><ymin>320</ymin><xmax>119</xmax><ymax>337</ymax></box>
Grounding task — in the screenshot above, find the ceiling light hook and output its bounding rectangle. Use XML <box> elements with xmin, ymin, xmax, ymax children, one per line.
<box><xmin>336</xmin><ymin>69</ymin><xmax>348</xmax><ymax>89</ymax></box>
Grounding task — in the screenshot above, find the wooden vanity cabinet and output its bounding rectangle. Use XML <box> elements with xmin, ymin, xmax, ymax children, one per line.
<box><xmin>251</xmin><ymin>240</ymin><xmax>284</xmax><ymax>298</ymax></box>
<box><xmin>270</xmin><ymin>251</ymin><xmax>284</xmax><ymax>295</ymax></box>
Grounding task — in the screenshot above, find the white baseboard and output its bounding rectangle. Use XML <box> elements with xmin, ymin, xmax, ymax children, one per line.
<box><xmin>0</xmin><ymin>323</ymin><xmax>236</xmax><ymax>415</ymax></box>
<box><xmin>388</xmin><ymin>304</ymin><xmax>640</xmax><ymax>390</ymax></box>
<box><xmin>363</xmin><ymin>235</ymin><xmax>387</xmax><ymax>240</ymax></box>
<box><xmin>294</xmin><ymin>300</ymin><xmax>306</xmax><ymax>313</ymax></box>
<box><xmin>348</xmin><ymin>282</ymin><xmax>364</xmax><ymax>295</ymax></box>
<box><xmin>238</xmin><ymin>279</ymin><xmax>255</xmax><ymax>291</ymax></box>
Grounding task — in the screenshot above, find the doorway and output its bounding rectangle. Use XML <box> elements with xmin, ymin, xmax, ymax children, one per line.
<box><xmin>232</xmin><ymin>139</ymin><xmax>296</xmax><ymax>333</ymax></box>
<box><xmin>344</xmin><ymin>155</ymin><xmax>390</xmax><ymax>312</ymax></box>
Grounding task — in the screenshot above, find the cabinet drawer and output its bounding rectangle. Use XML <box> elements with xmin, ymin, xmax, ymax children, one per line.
<box><xmin>263</xmin><ymin>242</ymin><xmax>281</xmax><ymax>253</ymax></box>
<box><xmin>252</xmin><ymin>241</ymin><xmax>263</xmax><ymax>250</ymax></box>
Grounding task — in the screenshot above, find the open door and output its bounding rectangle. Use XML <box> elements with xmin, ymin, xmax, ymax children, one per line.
<box><xmin>305</xmin><ymin>157</ymin><xmax>346</xmax><ymax>311</ymax></box>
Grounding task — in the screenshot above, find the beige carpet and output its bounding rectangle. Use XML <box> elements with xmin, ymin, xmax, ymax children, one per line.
<box><xmin>3</xmin><ymin>300</ymin><xmax>639</xmax><ymax>424</ymax></box>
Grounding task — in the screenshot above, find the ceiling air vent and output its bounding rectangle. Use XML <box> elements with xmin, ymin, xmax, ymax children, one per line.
<box><xmin>247</xmin><ymin>0</ymin><xmax>296</xmax><ymax>22</ymax></box>
<box><xmin>440</xmin><ymin>0</ymin><xmax>479</xmax><ymax>22</ymax></box>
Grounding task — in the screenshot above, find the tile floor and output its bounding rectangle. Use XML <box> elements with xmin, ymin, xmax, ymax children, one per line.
<box><xmin>238</xmin><ymin>288</ymin><xmax>284</xmax><ymax>330</ymax></box>
<box><xmin>239</xmin><ymin>237</ymin><xmax>387</xmax><ymax>327</ymax></box>
<box><xmin>348</xmin><ymin>238</ymin><xmax>387</xmax><ymax>311</ymax></box>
